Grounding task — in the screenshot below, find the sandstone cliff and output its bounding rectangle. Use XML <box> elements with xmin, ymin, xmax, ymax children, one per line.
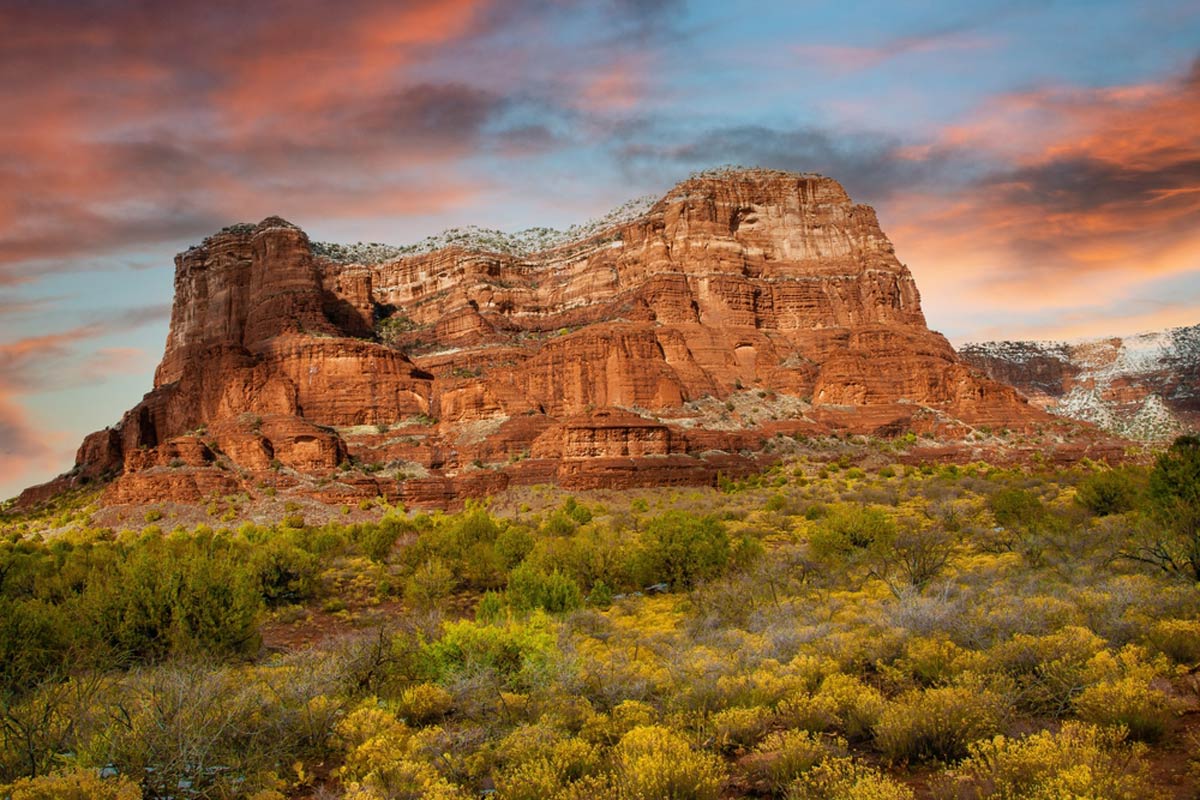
<box><xmin>24</xmin><ymin>169</ymin><xmax>1056</xmax><ymax>508</ymax></box>
<box><xmin>960</xmin><ymin>324</ymin><xmax>1200</xmax><ymax>440</ymax></box>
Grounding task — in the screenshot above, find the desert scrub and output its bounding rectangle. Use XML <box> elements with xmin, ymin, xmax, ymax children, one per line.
<box><xmin>396</xmin><ymin>682</ymin><xmax>454</xmax><ymax>725</ymax></box>
<box><xmin>875</xmin><ymin>684</ymin><xmax>1007</xmax><ymax>763</ymax></box>
<box><xmin>787</xmin><ymin>757</ymin><xmax>914</xmax><ymax>800</ymax></box>
<box><xmin>708</xmin><ymin>705</ymin><xmax>773</xmax><ymax>752</ymax></box>
<box><xmin>0</xmin><ymin>768</ymin><xmax>143</xmax><ymax>800</ymax></box>
<box><xmin>1072</xmin><ymin>676</ymin><xmax>1172</xmax><ymax>742</ymax></box>
<box><xmin>494</xmin><ymin>737</ymin><xmax>601</xmax><ymax>800</ymax></box>
<box><xmin>751</xmin><ymin>730</ymin><xmax>848</xmax><ymax>792</ymax></box>
<box><xmin>985</xmin><ymin>626</ymin><xmax>1107</xmax><ymax>715</ymax></box>
<box><xmin>419</xmin><ymin>614</ymin><xmax>559</xmax><ymax>691</ymax></box>
<box><xmin>335</xmin><ymin>704</ymin><xmax>467</xmax><ymax>799</ymax></box>
<box><xmin>777</xmin><ymin>673</ymin><xmax>885</xmax><ymax>742</ymax></box>
<box><xmin>932</xmin><ymin>722</ymin><xmax>1151</xmax><ymax>799</ymax></box>
<box><xmin>1146</xmin><ymin>617</ymin><xmax>1200</xmax><ymax>664</ymax></box>
<box><xmin>613</xmin><ymin>725</ymin><xmax>724</xmax><ymax>800</ymax></box>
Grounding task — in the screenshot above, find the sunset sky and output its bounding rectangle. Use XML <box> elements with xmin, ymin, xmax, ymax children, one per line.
<box><xmin>2</xmin><ymin>0</ymin><xmax>1198</xmax><ymax>498</ymax></box>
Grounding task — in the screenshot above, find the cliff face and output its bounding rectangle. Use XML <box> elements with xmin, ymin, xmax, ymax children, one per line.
<box><xmin>960</xmin><ymin>324</ymin><xmax>1200</xmax><ymax>441</ymax></box>
<box><xmin>28</xmin><ymin>170</ymin><xmax>1052</xmax><ymax>508</ymax></box>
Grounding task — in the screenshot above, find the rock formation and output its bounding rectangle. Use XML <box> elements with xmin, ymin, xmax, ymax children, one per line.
<box><xmin>22</xmin><ymin>169</ymin><xmax>1055</xmax><ymax>508</ymax></box>
<box><xmin>960</xmin><ymin>324</ymin><xmax>1200</xmax><ymax>440</ymax></box>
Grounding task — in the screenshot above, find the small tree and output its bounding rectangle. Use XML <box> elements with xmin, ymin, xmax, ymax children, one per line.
<box><xmin>1124</xmin><ymin>435</ymin><xmax>1200</xmax><ymax>581</ymax></box>
<box><xmin>865</xmin><ymin>517</ymin><xmax>956</xmax><ymax>596</ymax></box>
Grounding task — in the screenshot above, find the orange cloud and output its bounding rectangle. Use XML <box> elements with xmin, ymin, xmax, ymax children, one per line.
<box><xmin>0</xmin><ymin>395</ymin><xmax>71</xmax><ymax>489</ymax></box>
<box><xmin>882</xmin><ymin>59</ymin><xmax>1200</xmax><ymax>337</ymax></box>
<box><xmin>0</xmin><ymin>0</ymin><xmax>511</xmax><ymax>282</ymax></box>
<box><xmin>578</xmin><ymin>57</ymin><xmax>650</xmax><ymax>112</ymax></box>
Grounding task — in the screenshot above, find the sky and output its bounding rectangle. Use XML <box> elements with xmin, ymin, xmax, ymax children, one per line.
<box><xmin>1</xmin><ymin>0</ymin><xmax>1199</xmax><ymax>498</ymax></box>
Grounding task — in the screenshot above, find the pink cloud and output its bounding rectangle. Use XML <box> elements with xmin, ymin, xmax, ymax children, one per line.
<box><xmin>793</xmin><ymin>30</ymin><xmax>999</xmax><ymax>73</ymax></box>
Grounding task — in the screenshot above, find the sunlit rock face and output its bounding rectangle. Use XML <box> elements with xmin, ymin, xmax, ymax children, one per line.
<box><xmin>27</xmin><ymin>169</ymin><xmax>1050</xmax><ymax>508</ymax></box>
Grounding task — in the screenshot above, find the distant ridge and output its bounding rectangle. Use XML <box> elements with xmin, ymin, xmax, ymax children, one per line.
<box><xmin>960</xmin><ymin>323</ymin><xmax>1200</xmax><ymax>440</ymax></box>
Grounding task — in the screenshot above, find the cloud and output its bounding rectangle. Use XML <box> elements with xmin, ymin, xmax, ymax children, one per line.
<box><xmin>0</xmin><ymin>305</ymin><xmax>170</xmax><ymax>393</ymax></box>
<box><xmin>0</xmin><ymin>0</ymin><xmax>541</xmax><ymax>283</ymax></box>
<box><xmin>0</xmin><ymin>326</ymin><xmax>105</xmax><ymax>493</ymax></box>
<box><xmin>606</xmin><ymin>54</ymin><xmax>1200</xmax><ymax>340</ymax></box>
<box><xmin>0</xmin><ymin>396</ymin><xmax>68</xmax><ymax>489</ymax></box>
<box><xmin>794</xmin><ymin>29</ymin><xmax>998</xmax><ymax>73</ymax></box>
<box><xmin>620</xmin><ymin>123</ymin><xmax>974</xmax><ymax>201</ymax></box>
<box><xmin>0</xmin><ymin>305</ymin><xmax>171</xmax><ymax>496</ymax></box>
<box><xmin>889</xmin><ymin>58</ymin><xmax>1200</xmax><ymax>307</ymax></box>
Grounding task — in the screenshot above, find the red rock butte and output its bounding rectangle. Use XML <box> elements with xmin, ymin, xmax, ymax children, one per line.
<box><xmin>23</xmin><ymin>169</ymin><xmax>1054</xmax><ymax>508</ymax></box>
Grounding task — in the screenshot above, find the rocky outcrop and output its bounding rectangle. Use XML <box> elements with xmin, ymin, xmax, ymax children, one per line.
<box><xmin>960</xmin><ymin>324</ymin><xmax>1200</xmax><ymax>440</ymax></box>
<box><xmin>21</xmin><ymin>169</ymin><xmax>1055</xmax><ymax>509</ymax></box>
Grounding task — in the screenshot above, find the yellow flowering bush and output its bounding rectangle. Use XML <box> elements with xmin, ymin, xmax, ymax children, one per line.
<box><xmin>396</xmin><ymin>682</ymin><xmax>454</xmax><ymax>725</ymax></box>
<box><xmin>894</xmin><ymin>636</ymin><xmax>985</xmax><ymax>688</ymax></box>
<box><xmin>752</xmin><ymin>729</ymin><xmax>848</xmax><ymax>791</ymax></box>
<box><xmin>787</xmin><ymin>757</ymin><xmax>915</xmax><ymax>800</ymax></box>
<box><xmin>333</xmin><ymin>702</ymin><xmax>410</xmax><ymax>753</ymax></box>
<box><xmin>341</xmin><ymin>756</ymin><xmax>466</xmax><ymax>800</ymax></box>
<box><xmin>934</xmin><ymin>722</ymin><xmax>1151</xmax><ymax>799</ymax></box>
<box><xmin>875</xmin><ymin>685</ymin><xmax>1007</xmax><ymax>763</ymax></box>
<box><xmin>1073</xmin><ymin>676</ymin><xmax>1172</xmax><ymax>743</ymax></box>
<box><xmin>494</xmin><ymin>738</ymin><xmax>601</xmax><ymax>800</ymax></box>
<box><xmin>777</xmin><ymin>690</ymin><xmax>841</xmax><ymax>734</ymax></box>
<box><xmin>709</xmin><ymin>705</ymin><xmax>773</xmax><ymax>752</ymax></box>
<box><xmin>613</xmin><ymin>725</ymin><xmax>725</xmax><ymax>800</ymax></box>
<box><xmin>496</xmin><ymin>722</ymin><xmax>568</xmax><ymax>767</ymax></box>
<box><xmin>1146</xmin><ymin>617</ymin><xmax>1200</xmax><ymax>664</ymax></box>
<box><xmin>778</xmin><ymin>673</ymin><xmax>885</xmax><ymax>741</ymax></box>
<box><xmin>0</xmin><ymin>768</ymin><xmax>142</xmax><ymax>800</ymax></box>
<box><xmin>582</xmin><ymin>699</ymin><xmax>659</xmax><ymax>744</ymax></box>
<box><xmin>987</xmin><ymin>626</ymin><xmax>1107</xmax><ymax>715</ymax></box>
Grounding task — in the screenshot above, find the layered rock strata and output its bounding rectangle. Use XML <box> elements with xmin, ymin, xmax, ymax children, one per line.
<box><xmin>23</xmin><ymin>170</ymin><xmax>1052</xmax><ymax>508</ymax></box>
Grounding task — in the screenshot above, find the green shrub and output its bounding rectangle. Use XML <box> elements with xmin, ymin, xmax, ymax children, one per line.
<box><xmin>83</xmin><ymin>541</ymin><xmax>261</xmax><ymax>661</ymax></box>
<box><xmin>1075</xmin><ymin>468</ymin><xmax>1142</xmax><ymax>516</ymax></box>
<box><xmin>506</xmin><ymin>562</ymin><xmax>583</xmax><ymax>614</ymax></box>
<box><xmin>420</xmin><ymin>616</ymin><xmax>558</xmax><ymax>690</ymax></box>
<box><xmin>358</xmin><ymin>518</ymin><xmax>407</xmax><ymax>562</ymax></box>
<box><xmin>250</xmin><ymin>540</ymin><xmax>318</xmax><ymax>607</ymax></box>
<box><xmin>809</xmin><ymin>504</ymin><xmax>895</xmax><ymax>558</ymax></box>
<box><xmin>495</xmin><ymin>527</ymin><xmax>536</xmax><ymax>569</ymax></box>
<box><xmin>988</xmin><ymin>489</ymin><xmax>1045</xmax><ymax>530</ymax></box>
<box><xmin>635</xmin><ymin>511</ymin><xmax>731</xmax><ymax>589</ymax></box>
<box><xmin>0</xmin><ymin>597</ymin><xmax>70</xmax><ymax>698</ymax></box>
